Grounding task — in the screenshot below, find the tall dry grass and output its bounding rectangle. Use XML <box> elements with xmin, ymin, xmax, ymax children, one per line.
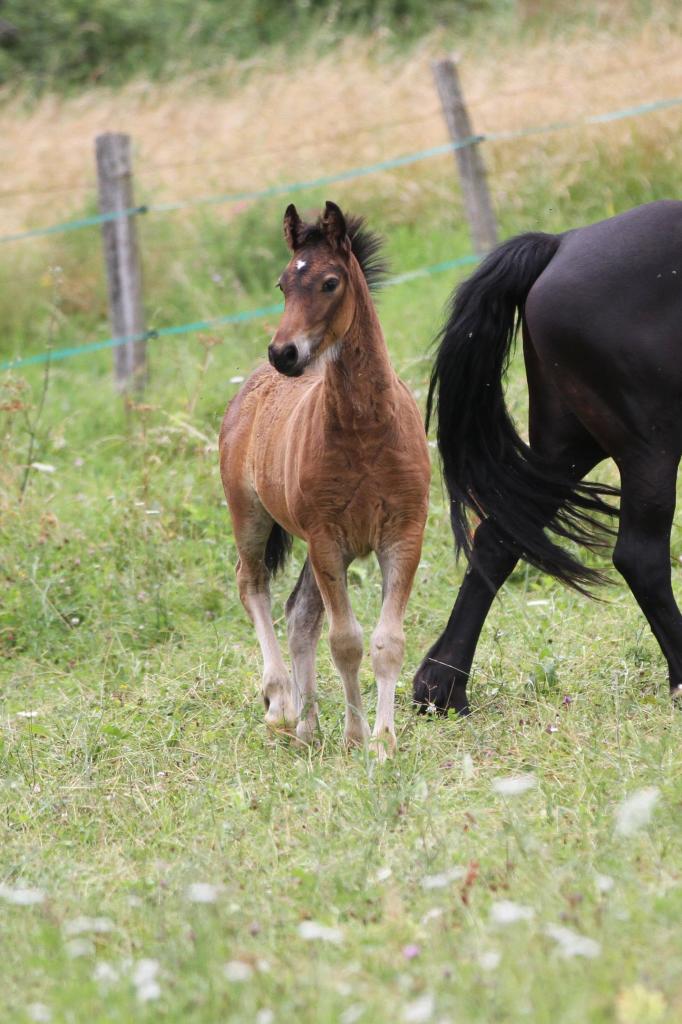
<box><xmin>1</xmin><ymin>12</ymin><xmax>682</xmax><ymax>237</ymax></box>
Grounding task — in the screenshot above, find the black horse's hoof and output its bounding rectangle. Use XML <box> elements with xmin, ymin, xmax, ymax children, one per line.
<box><xmin>412</xmin><ymin>657</ymin><xmax>469</xmax><ymax>716</ymax></box>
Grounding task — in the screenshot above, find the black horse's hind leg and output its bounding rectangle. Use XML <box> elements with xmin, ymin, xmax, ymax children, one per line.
<box><xmin>414</xmin><ymin>345</ymin><xmax>607</xmax><ymax>715</ymax></box>
<box><xmin>413</xmin><ymin>445</ymin><xmax>602</xmax><ymax>714</ymax></box>
<box><xmin>613</xmin><ymin>454</ymin><xmax>682</xmax><ymax>695</ymax></box>
<box><xmin>413</xmin><ymin>518</ymin><xmax>519</xmax><ymax>714</ymax></box>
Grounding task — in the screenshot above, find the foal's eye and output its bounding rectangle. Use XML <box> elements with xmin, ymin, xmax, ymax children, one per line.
<box><xmin>322</xmin><ymin>278</ymin><xmax>339</xmax><ymax>293</ymax></box>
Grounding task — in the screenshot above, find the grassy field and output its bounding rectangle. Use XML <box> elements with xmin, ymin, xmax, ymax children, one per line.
<box><xmin>2</xmin><ymin>10</ymin><xmax>682</xmax><ymax>1023</ymax></box>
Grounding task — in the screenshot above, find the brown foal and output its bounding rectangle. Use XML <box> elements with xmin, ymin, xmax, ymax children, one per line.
<box><xmin>219</xmin><ymin>201</ymin><xmax>430</xmax><ymax>757</ymax></box>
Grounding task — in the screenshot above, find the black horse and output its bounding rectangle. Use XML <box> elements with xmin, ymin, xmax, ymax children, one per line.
<box><xmin>413</xmin><ymin>200</ymin><xmax>682</xmax><ymax>714</ymax></box>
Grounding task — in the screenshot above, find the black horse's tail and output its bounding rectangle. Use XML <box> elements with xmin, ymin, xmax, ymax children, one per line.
<box><xmin>426</xmin><ymin>232</ymin><xmax>618</xmax><ymax>593</ymax></box>
<box><xmin>264</xmin><ymin>523</ymin><xmax>293</xmax><ymax>577</ymax></box>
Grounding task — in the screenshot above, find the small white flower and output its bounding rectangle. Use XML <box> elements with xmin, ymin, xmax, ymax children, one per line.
<box><xmin>93</xmin><ymin>961</ymin><xmax>119</xmax><ymax>986</ymax></box>
<box><xmin>132</xmin><ymin>959</ymin><xmax>161</xmax><ymax>1003</ymax></box>
<box><xmin>595</xmin><ymin>872</ymin><xmax>614</xmax><ymax>894</ymax></box>
<box><xmin>15</xmin><ymin>710</ymin><xmax>39</xmax><ymax>719</ymax></box>
<box><xmin>0</xmin><ymin>883</ymin><xmax>45</xmax><ymax>905</ymax></box>
<box><xmin>30</xmin><ymin>462</ymin><xmax>55</xmax><ymax>474</ymax></box>
<box><xmin>65</xmin><ymin>938</ymin><xmax>95</xmax><ymax>958</ymax></box>
<box><xmin>478</xmin><ymin>950</ymin><xmax>501</xmax><ymax>971</ymax></box>
<box><xmin>402</xmin><ymin>993</ymin><xmax>435</xmax><ymax>1023</ymax></box>
<box><xmin>255</xmin><ymin>1011</ymin><xmax>274</xmax><ymax>1024</ymax></box>
<box><xmin>373</xmin><ymin>866</ymin><xmax>392</xmax><ymax>883</ymax></box>
<box><xmin>186</xmin><ymin>882</ymin><xmax>222</xmax><ymax>904</ymax></box>
<box><xmin>27</xmin><ymin>1005</ymin><xmax>51</xmax><ymax>1023</ymax></box>
<box><xmin>421</xmin><ymin>867</ymin><xmax>466</xmax><ymax>890</ymax></box>
<box><xmin>63</xmin><ymin>916</ymin><xmax>113</xmax><ymax>936</ymax></box>
<box><xmin>490</xmin><ymin>900</ymin><xmax>535</xmax><ymax>925</ymax></box>
<box><xmin>462</xmin><ymin>753</ymin><xmax>475</xmax><ymax>779</ymax></box>
<box><xmin>341</xmin><ymin>1006</ymin><xmax>365</xmax><ymax>1024</ymax></box>
<box><xmin>615</xmin><ymin>786</ymin><xmax>660</xmax><ymax>836</ymax></box>
<box><xmin>229</xmin><ymin>375</ymin><xmax>245</xmax><ymax>384</ymax></box>
<box><xmin>491</xmin><ymin>774</ymin><xmax>536</xmax><ymax>796</ymax></box>
<box><xmin>223</xmin><ymin>960</ymin><xmax>253</xmax><ymax>982</ymax></box>
<box><xmin>421</xmin><ymin>907</ymin><xmax>444</xmax><ymax>925</ymax></box>
<box><xmin>546</xmin><ymin>924</ymin><xmax>601</xmax><ymax>959</ymax></box>
<box><xmin>527</xmin><ymin>599</ymin><xmax>549</xmax><ymax>607</ymax></box>
<box><xmin>298</xmin><ymin>920</ymin><xmax>343</xmax><ymax>943</ymax></box>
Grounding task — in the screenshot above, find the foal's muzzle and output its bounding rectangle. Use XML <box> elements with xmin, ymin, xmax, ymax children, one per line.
<box><xmin>268</xmin><ymin>342</ymin><xmax>303</xmax><ymax>377</ymax></box>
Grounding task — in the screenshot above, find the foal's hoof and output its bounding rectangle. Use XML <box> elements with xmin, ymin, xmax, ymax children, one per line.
<box><xmin>369</xmin><ymin>728</ymin><xmax>397</xmax><ymax>763</ymax></box>
<box><xmin>263</xmin><ymin>692</ymin><xmax>297</xmax><ymax>732</ymax></box>
<box><xmin>671</xmin><ymin>684</ymin><xmax>682</xmax><ymax>705</ymax></box>
<box><xmin>343</xmin><ymin>718</ymin><xmax>371</xmax><ymax>751</ymax></box>
<box><xmin>412</xmin><ymin>657</ymin><xmax>469</xmax><ymax>716</ymax></box>
<box><xmin>295</xmin><ymin>718</ymin><xmax>320</xmax><ymax>746</ymax></box>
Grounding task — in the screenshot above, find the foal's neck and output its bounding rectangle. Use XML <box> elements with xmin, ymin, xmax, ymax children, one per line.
<box><xmin>323</xmin><ymin>270</ymin><xmax>397</xmax><ymax>432</ymax></box>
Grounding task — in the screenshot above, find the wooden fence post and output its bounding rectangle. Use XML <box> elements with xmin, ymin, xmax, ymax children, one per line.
<box><xmin>95</xmin><ymin>132</ymin><xmax>147</xmax><ymax>392</ymax></box>
<box><xmin>431</xmin><ymin>58</ymin><xmax>498</xmax><ymax>255</ymax></box>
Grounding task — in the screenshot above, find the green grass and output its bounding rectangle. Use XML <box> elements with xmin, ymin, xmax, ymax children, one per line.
<box><xmin>2</xmin><ymin>146</ymin><xmax>682</xmax><ymax>1023</ymax></box>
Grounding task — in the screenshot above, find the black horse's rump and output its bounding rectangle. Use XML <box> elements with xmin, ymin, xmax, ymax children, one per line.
<box><xmin>427</xmin><ymin>231</ymin><xmax>618</xmax><ymax>594</ymax></box>
<box><xmin>415</xmin><ymin>200</ymin><xmax>682</xmax><ymax>713</ymax></box>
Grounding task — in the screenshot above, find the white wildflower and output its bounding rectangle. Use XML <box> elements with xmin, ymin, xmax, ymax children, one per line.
<box><xmin>65</xmin><ymin>938</ymin><xmax>95</xmax><ymax>958</ymax></box>
<box><xmin>223</xmin><ymin>960</ymin><xmax>253</xmax><ymax>982</ymax></box>
<box><xmin>93</xmin><ymin>961</ymin><xmax>119</xmax><ymax>986</ymax></box>
<box><xmin>421</xmin><ymin>867</ymin><xmax>466</xmax><ymax>890</ymax></box>
<box><xmin>185</xmin><ymin>882</ymin><xmax>222</xmax><ymax>904</ymax></box>
<box><xmin>30</xmin><ymin>462</ymin><xmax>55</xmax><ymax>474</ymax></box>
<box><xmin>546</xmin><ymin>924</ymin><xmax>601</xmax><ymax>959</ymax></box>
<box><xmin>462</xmin><ymin>753</ymin><xmax>475</xmax><ymax>779</ymax></box>
<box><xmin>491</xmin><ymin>774</ymin><xmax>536</xmax><ymax>796</ymax></box>
<box><xmin>490</xmin><ymin>900</ymin><xmax>535</xmax><ymax>925</ymax></box>
<box><xmin>298</xmin><ymin>920</ymin><xmax>343</xmax><ymax>943</ymax></box>
<box><xmin>373</xmin><ymin>866</ymin><xmax>392</xmax><ymax>883</ymax></box>
<box><xmin>527</xmin><ymin>599</ymin><xmax>549</xmax><ymax>607</ymax></box>
<box><xmin>595</xmin><ymin>872</ymin><xmax>614</xmax><ymax>894</ymax></box>
<box><xmin>63</xmin><ymin>916</ymin><xmax>113</xmax><ymax>936</ymax></box>
<box><xmin>132</xmin><ymin>959</ymin><xmax>161</xmax><ymax>1003</ymax></box>
<box><xmin>402</xmin><ymin>993</ymin><xmax>435</xmax><ymax>1023</ymax></box>
<box><xmin>615</xmin><ymin>787</ymin><xmax>660</xmax><ymax>836</ymax></box>
<box><xmin>421</xmin><ymin>907</ymin><xmax>444</xmax><ymax>926</ymax></box>
<box><xmin>229</xmin><ymin>376</ymin><xmax>245</xmax><ymax>384</ymax></box>
<box><xmin>27</xmin><ymin>1005</ymin><xmax>51</xmax><ymax>1023</ymax></box>
<box><xmin>341</xmin><ymin>1006</ymin><xmax>365</xmax><ymax>1024</ymax></box>
<box><xmin>478</xmin><ymin>950</ymin><xmax>501</xmax><ymax>971</ymax></box>
<box><xmin>15</xmin><ymin>710</ymin><xmax>39</xmax><ymax>719</ymax></box>
<box><xmin>255</xmin><ymin>1011</ymin><xmax>274</xmax><ymax>1024</ymax></box>
<box><xmin>0</xmin><ymin>883</ymin><xmax>45</xmax><ymax>906</ymax></box>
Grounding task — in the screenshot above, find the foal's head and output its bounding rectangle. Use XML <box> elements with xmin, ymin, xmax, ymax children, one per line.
<box><xmin>268</xmin><ymin>200</ymin><xmax>386</xmax><ymax>377</ymax></box>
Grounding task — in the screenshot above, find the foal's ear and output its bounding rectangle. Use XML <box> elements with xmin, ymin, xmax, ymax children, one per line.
<box><xmin>283</xmin><ymin>204</ymin><xmax>303</xmax><ymax>251</ymax></box>
<box><xmin>322</xmin><ymin>200</ymin><xmax>349</xmax><ymax>253</ymax></box>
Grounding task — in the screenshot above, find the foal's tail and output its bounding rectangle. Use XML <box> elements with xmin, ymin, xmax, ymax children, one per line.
<box><xmin>265</xmin><ymin>523</ymin><xmax>293</xmax><ymax>577</ymax></box>
<box><xmin>426</xmin><ymin>232</ymin><xmax>618</xmax><ymax>593</ymax></box>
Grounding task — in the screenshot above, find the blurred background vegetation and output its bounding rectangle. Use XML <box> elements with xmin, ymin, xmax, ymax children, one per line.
<box><xmin>0</xmin><ymin>0</ymin><xmax>674</xmax><ymax>92</ymax></box>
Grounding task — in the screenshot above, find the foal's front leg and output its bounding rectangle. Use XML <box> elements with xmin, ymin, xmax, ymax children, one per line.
<box><xmin>308</xmin><ymin>536</ymin><xmax>370</xmax><ymax>748</ymax></box>
<box><xmin>370</xmin><ymin>539</ymin><xmax>423</xmax><ymax>759</ymax></box>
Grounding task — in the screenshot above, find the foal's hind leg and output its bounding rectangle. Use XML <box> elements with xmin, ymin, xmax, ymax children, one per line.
<box><xmin>233</xmin><ymin>505</ymin><xmax>296</xmax><ymax>730</ymax></box>
<box><xmin>286</xmin><ymin>558</ymin><xmax>325</xmax><ymax>744</ymax></box>
<box><xmin>613</xmin><ymin>452</ymin><xmax>682</xmax><ymax>696</ymax></box>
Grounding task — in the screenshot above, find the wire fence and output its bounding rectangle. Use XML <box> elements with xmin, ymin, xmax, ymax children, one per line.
<box><xmin>1</xmin><ymin>86</ymin><xmax>681</xmax><ymax>374</ymax></box>
<box><xmin>3</xmin><ymin>92</ymin><xmax>681</xmax><ymax>248</ymax></box>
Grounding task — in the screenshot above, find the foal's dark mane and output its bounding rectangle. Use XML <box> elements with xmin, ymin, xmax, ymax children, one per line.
<box><xmin>299</xmin><ymin>212</ymin><xmax>388</xmax><ymax>292</ymax></box>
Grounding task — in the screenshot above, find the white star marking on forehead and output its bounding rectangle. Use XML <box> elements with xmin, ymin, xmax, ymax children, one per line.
<box><xmin>296</xmin><ymin>259</ymin><xmax>307</xmax><ymax>271</ymax></box>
